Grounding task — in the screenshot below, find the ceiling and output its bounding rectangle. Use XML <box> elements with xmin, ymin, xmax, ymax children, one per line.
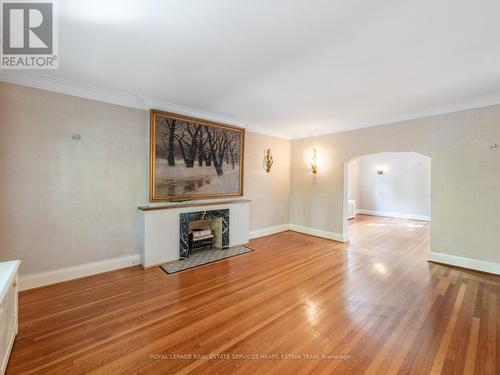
<box><xmin>2</xmin><ymin>0</ymin><xmax>500</xmax><ymax>139</ymax></box>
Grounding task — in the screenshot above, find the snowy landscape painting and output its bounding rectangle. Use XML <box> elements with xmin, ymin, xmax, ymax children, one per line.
<box><xmin>150</xmin><ymin>110</ymin><xmax>244</xmax><ymax>201</ymax></box>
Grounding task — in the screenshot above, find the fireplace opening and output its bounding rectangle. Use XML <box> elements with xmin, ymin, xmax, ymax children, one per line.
<box><xmin>179</xmin><ymin>209</ymin><xmax>229</xmax><ymax>259</ymax></box>
<box><xmin>188</xmin><ymin>218</ymin><xmax>223</xmax><ymax>256</ymax></box>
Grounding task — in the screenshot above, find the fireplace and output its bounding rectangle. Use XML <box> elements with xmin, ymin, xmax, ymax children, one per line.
<box><xmin>179</xmin><ymin>209</ymin><xmax>229</xmax><ymax>259</ymax></box>
<box><xmin>188</xmin><ymin>218</ymin><xmax>222</xmax><ymax>254</ymax></box>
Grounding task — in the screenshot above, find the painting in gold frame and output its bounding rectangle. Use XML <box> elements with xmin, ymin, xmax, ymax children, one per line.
<box><xmin>150</xmin><ymin>110</ymin><xmax>245</xmax><ymax>202</ymax></box>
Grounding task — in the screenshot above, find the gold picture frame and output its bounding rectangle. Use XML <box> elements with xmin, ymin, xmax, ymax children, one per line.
<box><xmin>150</xmin><ymin>110</ymin><xmax>245</xmax><ymax>202</ymax></box>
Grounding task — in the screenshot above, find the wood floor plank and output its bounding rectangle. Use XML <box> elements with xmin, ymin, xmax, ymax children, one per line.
<box><xmin>463</xmin><ymin>317</ymin><xmax>480</xmax><ymax>375</ymax></box>
<box><xmin>5</xmin><ymin>215</ymin><xmax>500</xmax><ymax>374</ymax></box>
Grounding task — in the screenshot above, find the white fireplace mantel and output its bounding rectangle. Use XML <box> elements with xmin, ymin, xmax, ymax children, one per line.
<box><xmin>138</xmin><ymin>199</ymin><xmax>251</xmax><ymax>268</ymax></box>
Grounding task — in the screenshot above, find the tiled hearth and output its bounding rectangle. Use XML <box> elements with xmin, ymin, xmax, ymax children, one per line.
<box><xmin>161</xmin><ymin>245</ymin><xmax>253</xmax><ymax>274</ymax></box>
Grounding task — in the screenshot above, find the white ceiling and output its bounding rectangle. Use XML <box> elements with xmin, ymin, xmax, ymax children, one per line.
<box><xmin>2</xmin><ymin>0</ymin><xmax>500</xmax><ymax>139</ymax></box>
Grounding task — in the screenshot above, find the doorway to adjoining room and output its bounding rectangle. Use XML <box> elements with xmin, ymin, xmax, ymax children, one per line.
<box><xmin>345</xmin><ymin>152</ymin><xmax>431</xmax><ymax>243</ymax></box>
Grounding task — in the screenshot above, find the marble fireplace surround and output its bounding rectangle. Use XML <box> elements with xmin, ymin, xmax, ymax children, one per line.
<box><xmin>179</xmin><ymin>209</ymin><xmax>229</xmax><ymax>259</ymax></box>
<box><xmin>138</xmin><ymin>199</ymin><xmax>250</xmax><ymax>268</ymax></box>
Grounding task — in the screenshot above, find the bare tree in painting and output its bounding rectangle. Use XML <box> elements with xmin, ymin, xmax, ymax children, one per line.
<box><xmin>161</xmin><ymin>119</ymin><xmax>177</xmax><ymax>167</ymax></box>
<box><xmin>197</xmin><ymin>127</ymin><xmax>209</xmax><ymax>167</ymax></box>
<box><xmin>175</xmin><ymin>122</ymin><xmax>201</xmax><ymax>168</ymax></box>
<box><xmin>156</xmin><ymin>118</ymin><xmax>175</xmax><ymax>166</ymax></box>
<box><xmin>227</xmin><ymin>133</ymin><xmax>239</xmax><ymax>169</ymax></box>
<box><xmin>204</xmin><ymin>150</ymin><xmax>212</xmax><ymax>166</ymax></box>
<box><xmin>164</xmin><ymin>118</ymin><xmax>177</xmax><ymax>167</ymax></box>
<box><xmin>204</xmin><ymin>125</ymin><xmax>231</xmax><ymax>176</ymax></box>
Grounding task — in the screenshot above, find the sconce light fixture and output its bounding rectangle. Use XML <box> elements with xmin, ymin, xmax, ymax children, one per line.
<box><xmin>310</xmin><ymin>148</ymin><xmax>318</xmax><ymax>174</ymax></box>
<box><xmin>376</xmin><ymin>170</ymin><xmax>384</xmax><ymax>175</ymax></box>
<box><xmin>264</xmin><ymin>149</ymin><xmax>273</xmax><ymax>173</ymax></box>
<box><xmin>491</xmin><ymin>143</ymin><xmax>498</xmax><ymax>151</ymax></box>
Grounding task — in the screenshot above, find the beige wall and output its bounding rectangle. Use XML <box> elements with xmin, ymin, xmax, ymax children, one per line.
<box><xmin>0</xmin><ymin>82</ymin><xmax>148</xmax><ymax>275</ymax></box>
<box><xmin>0</xmin><ymin>82</ymin><xmax>291</xmax><ymax>276</ymax></box>
<box><xmin>244</xmin><ymin>132</ymin><xmax>290</xmax><ymax>232</ymax></box>
<box><xmin>291</xmin><ymin>105</ymin><xmax>500</xmax><ymax>264</ymax></box>
<box><xmin>355</xmin><ymin>152</ymin><xmax>431</xmax><ymax>217</ymax></box>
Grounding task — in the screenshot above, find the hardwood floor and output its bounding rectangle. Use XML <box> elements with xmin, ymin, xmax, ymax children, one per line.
<box><xmin>7</xmin><ymin>215</ymin><xmax>499</xmax><ymax>374</ymax></box>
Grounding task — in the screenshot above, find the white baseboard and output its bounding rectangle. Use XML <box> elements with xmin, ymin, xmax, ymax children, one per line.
<box><xmin>356</xmin><ymin>209</ymin><xmax>430</xmax><ymax>222</ymax></box>
<box><xmin>289</xmin><ymin>224</ymin><xmax>348</xmax><ymax>243</ymax></box>
<box><xmin>19</xmin><ymin>254</ymin><xmax>141</xmax><ymax>291</ymax></box>
<box><xmin>249</xmin><ymin>224</ymin><xmax>290</xmax><ymax>239</ymax></box>
<box><xmin>428</xmin><ymin>252</ymin><xmax>500</xmax><ymax>275</ymax></box>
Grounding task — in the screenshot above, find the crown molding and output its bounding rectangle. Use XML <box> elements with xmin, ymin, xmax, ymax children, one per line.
<box><xmin>3</xmin><ymin>71</ymin><xmax>500</xmax><ymax>142</ymax></box>
<box><xmin>0</xmin><ymin>71</ymin><xmax>290</xmax><ymax>140</ymax></box>
<box><xmin>291</xmin><ymin>93</ymin><xmax>500</xmax><ymax>139</ymax></box>
<box><xmin>0</xmin><ymin>71</ymin><xmax>146</xmax><ymax>109</ymax></box>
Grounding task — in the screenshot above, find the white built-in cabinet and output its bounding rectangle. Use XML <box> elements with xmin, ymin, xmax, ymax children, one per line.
<box><xmin>0</xmin><ymin>260</ymin><xmax>20</xmax><ymax>375</ymax></box>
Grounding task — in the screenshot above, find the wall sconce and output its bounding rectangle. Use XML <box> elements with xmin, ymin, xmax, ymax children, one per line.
<box><xmin>264</xmin><ymin>149</ymin><xmax>273</xmax><ymax>173</ymax></box>
<box><xmin>376</xmin><ymin>170</ymin><xmax>384</xmax><ymax>175</ymax></box>
<box><xmin>310</xmin><ymin>148</ymin><xmax>318</xmax><ymax>174</ymax></box>
<box><xmin>491</xmin><ymin>143</ymin><xmax>498</xmax><ymax>151</ymax></box>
